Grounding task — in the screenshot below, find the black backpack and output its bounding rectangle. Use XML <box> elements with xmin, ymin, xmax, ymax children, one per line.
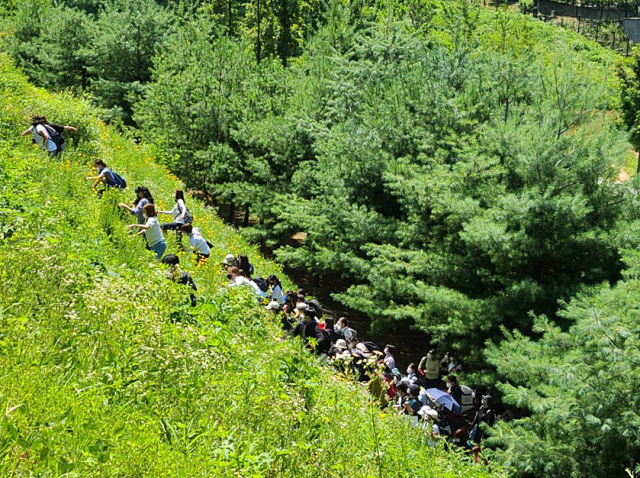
<box><xmin>44</xmin><ymin>124</ymin><xmax>65</xmax><ymax>150</ymax></box>
<box><xmin>363</xmin><ymin>341</ymin><xmax>381</xmax><ymax>353</ymax></box>
<box><xmin>252</xmin><ymin>277</ymin><xmax>269</xmax><ymax>292</ymax></box>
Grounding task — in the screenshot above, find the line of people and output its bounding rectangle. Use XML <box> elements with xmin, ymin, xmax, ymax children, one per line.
<box><xmin>264</xmin><ymin>291</ymin><xmax>504</xmax><ymax>463</ymax></box>
<box><xmin>31</xmin><ymin>117</ymin><xmax>496</xmax><ymax>463</ymax></box>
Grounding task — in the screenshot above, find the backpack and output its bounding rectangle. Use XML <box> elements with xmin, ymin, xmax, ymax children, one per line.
<box><xmin>44</xmin><ymin>124</ymin><xmax>65</xmax><ymax>150</ymax></box>
<box><xmin>252</xmin><ymin>277</ymin><xmax>269</xmax><ymax>293</ymax></box>
<box><xmin>363</xmin><ymin>341</ymin><xmax>381</xmax><ymax>353</ymax></box>
<box><xmin>110</xmin><ymin>171</ymin><xmax>127</xmax><ymax>189</ymax></box>
<box><xmin>184</xmin><ymin>208</ymin><xmax>194</xmax><ymax>224</ymax></box>
<box><xmin>460</xmin><ymin>385</ymin><xmax>475</xmax><ymax>413</ymax></box>
<box><xmin>319</xmin><ymin>328</ymin><xmax>331</xmax><ymax>353</ymax></box>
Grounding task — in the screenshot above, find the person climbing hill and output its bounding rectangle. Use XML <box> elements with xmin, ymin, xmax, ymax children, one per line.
<box><xmin>126</xmin><ymin>203</ymin><xmax>166</xmax><ymax>259</ymax></box>
<box><xmin>85</xmin><ymin>159</ymin><xmax>125</xmax><ymax>193</ymax></box>
<box><xmin>118</xmin><ymin>186</ymin><xmax>154</xmax><ymax>224</ymax></box>
<box><xmin>20</xmin><ymin>115</ymin><xmax>77</xmax><ymax>157</ymax></box>
<box><xmin>181</xmin><ymin>223</ymin><xmax>210</xmax><ymax>263</ymax></box>
<box><xmin>159</xmin><ymin>189</ymin><xmax>193</xmax><ymax>233</ymax></box>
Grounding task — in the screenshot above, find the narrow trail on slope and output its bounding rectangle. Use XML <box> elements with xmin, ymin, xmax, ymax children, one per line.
<box><xmin>210</xmin><ymin>202</ymin><xmax>432</xmax><ymax>370</ymax></box>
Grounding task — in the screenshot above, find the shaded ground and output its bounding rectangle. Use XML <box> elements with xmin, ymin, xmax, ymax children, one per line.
<box><xmin>281</xmin><ymin>265</ymin><xmax>433</xmax><ymax>370</ymax></box>
<box><xmin>211</xmin><ymin>202</ymin><xmax>432</xmax><ymax>369</ymax></box>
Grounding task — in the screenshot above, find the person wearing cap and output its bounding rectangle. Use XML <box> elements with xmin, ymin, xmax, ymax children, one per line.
<box><xmin>329</xmin><ymin>338</ymin><xmax>349</xmax><ymax>357</ymax></box>
<box><xmin>222</xmin><ymin>254</ymin><xmax>237</xmax><ymax>269</ymax></box>
<box><xmin>419</xmin><ymin>407</ymin><xmax>440</xmax><ymax>446</ymax></box>
<box><xmin>265</xmin><ymin>300</ymin><xmax>292</xmax><ymax>331</ymax></box>
<box><xmin>292</xmin><ymin>304</ymin><xmax>327</xmax><ymax>355</ymax></box>
<box><xmin>471</xmin><ymin>395</ymin><xmax>496</xmax><ymax>443</ymax></box>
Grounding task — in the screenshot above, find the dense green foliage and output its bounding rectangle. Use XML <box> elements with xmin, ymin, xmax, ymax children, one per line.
<box><xmin>0</xmin><ymin>56</ymin><xmax>496</xmax><ymax>477</ymax></box>
<box><xmin>6</xmin><ymin>0</ymin><xmax>636</xmax><ymax>364</ymax></box>
<box><xmin>5</xmin><ymin>1</ymin><xmax>640</xmax><ymax>475</ymax></box>
<box><xmin>485</xmin><ymin>250</ymin><xmax>640</xmax><ymax>478</ymax></box>
<box><xmin>135</xmin><ymin>2</ymin><xmax>637</xmax><ymax>368</ymax></box>
<box><xmin>618</xmin><ymin>46</ymin><xmax>640</xmax><ymax>162</ymax></box>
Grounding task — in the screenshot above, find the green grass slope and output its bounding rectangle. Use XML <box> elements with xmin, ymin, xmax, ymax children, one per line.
<box><xmin>0</xmin><ymin>55</ymin><xmax>498</xmax><ymax>477</ymax></box>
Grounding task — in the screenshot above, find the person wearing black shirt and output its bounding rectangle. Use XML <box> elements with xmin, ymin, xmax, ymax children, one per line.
<box><xmin>161</xmin><ymin>254</ymin><xmax>197</xmax><ymax>306</ymax></box>
<box><xmin>292</xmin><ymin>305</ymin><xmax>327</xmax><ymax>354</ymax></box>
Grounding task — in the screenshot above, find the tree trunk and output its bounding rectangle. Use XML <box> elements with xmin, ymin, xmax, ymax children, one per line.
<box><xmin>256</xmin><ymin>0</ymin><xmax>262</xmax><ymax>64</ymax></box>
<box><xmin>243</xmin><ymin>208</ymin><xmax>250</xmax><ymax>227</ymax></box>
<box><xmin>228</xmin><ymin>202</ymin><xmax>235</xmax><ymax>224</ymax></box>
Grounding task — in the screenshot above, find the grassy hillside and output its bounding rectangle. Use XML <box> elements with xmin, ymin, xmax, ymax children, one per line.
<box><xmin>0</xmin><ymin>55</ymin><xmax>497</xmax><ymax>477</ymax></box>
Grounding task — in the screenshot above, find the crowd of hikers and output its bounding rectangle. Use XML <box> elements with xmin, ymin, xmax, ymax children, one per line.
<box><xmin>25</xmin><ymin>116</ymin><xmax>500</xmax><ymax>465</ymax></box>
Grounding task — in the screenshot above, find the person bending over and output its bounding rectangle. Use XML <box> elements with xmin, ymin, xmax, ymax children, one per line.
<box><xmin>161</xmin><ymin>254</ymin><xmax>197</xmax><ymax>306</ymax></box>
<box><xmin>127</xmin><ymin>203</ymin><xmax>167</xmax><ymax>259</ymax></box>
<box><xmin>119</xmin><ymin>186</ymin><xmax>154</xmax><ymax>224</ymax></box>
<box><xmin>181</xmin><ymin>223</ymin><xmax>210</xmax><ymax>263</ymax></box>
<box><xmin>21</xmin><ymin>115</ymin><xmax>77</xmax><ymax>157</ymax></box>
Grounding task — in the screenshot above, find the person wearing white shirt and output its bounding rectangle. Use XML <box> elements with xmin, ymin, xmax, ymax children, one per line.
<box><xmin>127</xmin><ymin>203</ymin><xmax>167</xmax><ymax>259</ymax></box>
<box><xmin>268</xmin><ymin>274</ymin><xmax>285</xmax><ymax>304</ymax></box>
<box><xmin>159</xmin><ymin>189</ymin><xmax>192</xmax><ymax>230</ymax></box>
<box><xmin>228</xmin><ymin>267</ymin><xmax>268</xmax><ymax>300</ymax></box>
<box><xmin>181</xmin><ymin>223</ymin><xmax>210</xmax><ymax>262</ymax></box>
<box><xmin>20</xmin><ymin>115</ymin><xmax>77</xmax><ymax>157</ymax></box>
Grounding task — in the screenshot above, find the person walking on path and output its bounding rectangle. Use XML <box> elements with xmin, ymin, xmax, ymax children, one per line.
<box><xmin>127</xmin><ymin>203</ymin><xmax>167</xmax><ymax>259</ymax></box>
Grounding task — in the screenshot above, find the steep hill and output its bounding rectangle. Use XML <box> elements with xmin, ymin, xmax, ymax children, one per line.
<box><xmin>0</xmin><ymin>55</ymin><xmax>497</xmax><ymax>477</ymax></box>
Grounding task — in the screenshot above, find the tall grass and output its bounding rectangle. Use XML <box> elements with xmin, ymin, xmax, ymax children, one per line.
<box><xmin>0</xmin><ymin>54</ymin><xmax>499</xmax><ymax>477</ymax></box>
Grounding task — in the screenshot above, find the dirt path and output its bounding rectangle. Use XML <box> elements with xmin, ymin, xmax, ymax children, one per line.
<box><xmin>617</xmin><ymin>166</ymin><xmax>631</xmax><ymax>183</ymax></box>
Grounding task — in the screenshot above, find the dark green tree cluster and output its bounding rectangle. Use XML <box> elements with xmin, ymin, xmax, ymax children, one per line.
<box><xmin>484</xmin><ymin>248</ymin><xmax>640</xmax><ymax>477</ymax></box>
<box><xmin>1</xmin><ymin>0</ymin><xmax>322</xmax><ymax>122</ymax></box>
<box><xmin>135</xmin><ymin>2</ymin><xmax>638</xmax><ymax>369</ymax></box>
<box><xmin>3</xmin><ymin>0</ymin><xmax>174</xmax><ymax>122</ymax></box>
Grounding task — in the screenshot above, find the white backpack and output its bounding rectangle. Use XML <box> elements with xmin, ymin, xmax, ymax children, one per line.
<box><xmin>460</xmin><ymin>385</ymin><xmax>475</xmax><ymax>413</ymax></box>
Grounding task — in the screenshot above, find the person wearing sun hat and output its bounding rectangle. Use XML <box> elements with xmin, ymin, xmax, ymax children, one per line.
<box><xmin>418</xmin><ymin>406</ymin><xmax>441</xmax><ymax>446</ymax></box>
<box><xmin>265</xmin><ymin>300</ymin><xmax>293</xmax><ymax>331</ymax></box>
<box><xmin>222</xmin><ymin>254</ymin><xmax>237</xmax><ymax>270</ymax></box>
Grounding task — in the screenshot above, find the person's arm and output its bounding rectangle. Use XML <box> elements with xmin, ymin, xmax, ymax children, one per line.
<box><xmin>20</xmin><ymin>127</ymin><xmax>33</xmax><ymax>136</ymax></box>
<box><xmin>118</xmin><ymin>202</ymin><xmax>135</xmax><ymax>213</ymax></box>
<box><xmin>157</xmin><ymin>203</ymin><xmax>175</xmax><ymax>215</ymax></box>
<box><xmin>127</xmin><ymin>223</ymin><xmax>149</xmax><ymax>232</ymax></box>
<box><xmin>418</xmin><ymin>356</ymin><xmax>427</xmax><ymax>372</ymax></box>
<box><xmin>86</xmin><ymin>170</ymin><xmax>107</xmax><ymax>182</ymax></box>
<box><xmin>63</xmin><ymin>125</ymin><xmax>78</xmax><ymax>133</ymax></box>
